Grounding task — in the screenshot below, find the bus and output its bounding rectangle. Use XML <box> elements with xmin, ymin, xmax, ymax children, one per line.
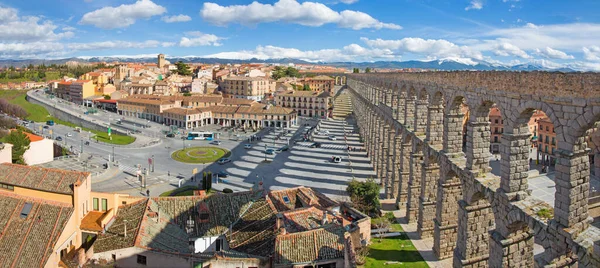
<box><xmin>187</xmin><ymin>131</ymin><xmax>214</xmax><ymax>141</ymax></box>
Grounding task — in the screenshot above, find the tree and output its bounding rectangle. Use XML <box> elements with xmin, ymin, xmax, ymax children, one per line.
<box><xmin>302</xmin><ymin>84</ymin><xmax>311</xmax><ymax>91</ymax></box>
<box><xmin>346</xmin><ymin>178</ymin><xmax>381</xmax><ymax>215</ymax></box>
<box><xmin>374</xmin><ymin>217</ymin><xmax>391</xmax><ymax>242</ymax></box>
<box><xmin>103</xmin><ymin>95</ymin><xmax>111</xmax><ymax>100</ymax></box>
<box><xmin>175</xmin><ymin>61</ymin><xmax>192</xmax><ymax>76</ymax></box>
<box><xmin>365</xmin><ymin>67</ymin><xmax>371</xmax><ymax>73</ymax></box>
<box><xmin>4</xmin><ymin>129</ymin><xmax>31</xmax><ymax>165</ymax></box>
<box><xmin>353</xmin><ymin>68</ymin><xmax>360</xmax><ymax>73</ymax></box>
<box><xmin>183</xmin><ymin>92</ymin><xmax>192</xmax><ymax>97</ymax></box>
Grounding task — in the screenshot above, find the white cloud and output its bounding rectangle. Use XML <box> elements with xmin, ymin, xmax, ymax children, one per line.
<box><xmin>533</xmin><ymin>47</ymin><xmax>574</xmax><ymax>60</ymax></box>
<box><xmin>161</xmin><ymin>14</ymin><xmax>191</xmax><ymax>23</ymax></box>
<box><xmin>62</xmin><ymin>26</ymin><xmax>76</xmax><ymax>31</ymax></box>
<box><xmin>583</xmin><ymin>46</ymin><xmax>600</xmax><ymax>61</ymax></box>
<box><xmin>339</xmin><ymin>0</ymin><xmax>359</xmax><ymax>3</ymax></box>
<box><xmin>200</xmin><ymin>0</ymin><xmax>401</xmax><ymax>30</ymax></box>
<box><xmin>465</xmin><ymin>0</ymin><xmax>483</xmax><ymax>11</ymax></box>
<box><xmin>179</xmin><ymin>32</ymin><xmax>223</xmax><ymax>47</ymax></box>
<box><xmin>0</xmin><ymin>7</ymin><xmax>73</xmax><ymax>42</ymax></box>
<box><xmin>67</xmin><ymin>40</ymin><xmax>174</xmax><ymax>51</ymax></box>
<box><xmin>202</xmin><ymin>44</ymin><xmax>397</xmax><ymax>62</ymax></box>
<box><xmin>360</xmin><ymin>37</ymin><xmax>483</xmax><ymax>60</ymax></box>
<box><xmin>492</xmin><ymin>42</ymin><xmax>531</xmax><ymax>58</ymax></box>
<box><xmin>79</xmin><ymin>0</ymin><xmax>166</xmax><ymax>29</ymax></box>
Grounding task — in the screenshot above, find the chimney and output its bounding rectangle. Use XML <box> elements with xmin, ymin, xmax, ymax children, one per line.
<box><xmin>276</xmin><ymin>213</ymin><xmax>284</xmax><ymax>230</ymax></box>
<box><xmin>322</xmin><ymin>211</ymin><xmax>328</xmax><ymax>225</ymax></box>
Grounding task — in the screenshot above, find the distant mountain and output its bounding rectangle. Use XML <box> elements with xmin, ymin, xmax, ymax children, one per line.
<box><xmin>0</xmin><ymin>56</ymin><xmax>582</xmax><ymax>72</ymax></box>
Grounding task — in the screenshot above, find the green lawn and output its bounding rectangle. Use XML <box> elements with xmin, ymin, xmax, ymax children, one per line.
<box><xmin>0</xmin><ymin>90</ymin><xmax>135</xmax><ymax>145</ymax></box>
<box><xmin>171</xmin><ymin>147</ymin><xmax>231</xmax><ymax>164</ymax></box>
<box><xmin>363</xmin><ymin>223</ymin><xmax>428</xmax><ymax>268</ymax></box>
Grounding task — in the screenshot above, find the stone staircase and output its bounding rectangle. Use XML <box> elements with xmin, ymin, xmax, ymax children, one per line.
<box><xmin>332</xmin><ymin>90</ymin><xmax>353</xmax><ymax>120</ymax></box>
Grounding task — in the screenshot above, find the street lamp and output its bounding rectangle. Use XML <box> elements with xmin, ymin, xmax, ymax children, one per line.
<box><xmin>112</xmin><ymin>146</ymin><xmax>115</xmax><ymax>163</ymax></box>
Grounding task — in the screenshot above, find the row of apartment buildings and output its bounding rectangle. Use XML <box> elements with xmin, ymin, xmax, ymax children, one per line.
<box><xmin>0</xmin><ymin>162</ymin><xmax>369</xmax><ymax>268</ymax></box>
<box><xmin>117</xmin><ymin>94</ymin><xmax>299</xmax><ymax>129</ymax></box>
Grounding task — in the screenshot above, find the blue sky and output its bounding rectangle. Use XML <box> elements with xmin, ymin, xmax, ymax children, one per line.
<box><xmin>1</xmin><ymin>0</ymin><xmax>600</xmax><ymax>70</ymax></box>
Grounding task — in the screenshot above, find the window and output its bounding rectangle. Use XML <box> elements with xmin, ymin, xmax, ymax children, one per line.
<box><xmin>93</xmin><ymin>198</ymin><xmax>99</xmax><ymax>211</ymax></box>
<box><xmin>101</xmin><ymin>199</ymin><xmax>108</xmax><ymax>211</ymax></box>
<box><xmin>0</xmin><ymin>183</ymin><xmax>14</xmax><ymax>191</ymax></box>
<box><xmin>494</xmin><ymin>136</ymin><xmax>498</xmax><ymax>143</ymax></box>
<box><xmin>495</xmin><ymin>119</ymin><xmax>499</xmax><ymax>124</ymax></box>
<box><xmin>216</xmin><ymin>239</ymin><xmax>222</xmax><ymax>252</ymax></box>
<box><xmin>136</xmin><ymin>255</ymin><xmax>147</xmax><ymax>265</ymax></box>
<box><xmin>282</xmin><ymin>196</ymin><xmax>290</xmax><ymax>204</ymax></box>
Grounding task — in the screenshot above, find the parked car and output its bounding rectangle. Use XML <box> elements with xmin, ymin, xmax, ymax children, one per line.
<box><xmin>265</xmin><ymin>148</ymin><xmax>275</xmax><ymax>155</ymax></box>
<box><xmin>328</xmin><ymin>135</ymin><xmax>337</xmax><ymax>140</ymax></box>
<box><xmin>55</xmin><ymin>136</ymin><xmax>63</xmax><ymax>141</ymax></box>
<box><xmin>309</xmin><ymin>142</ymin><xmax>322</xmax><ymax>148</ymax></box>
<box><xmin>211</xmin><ymin>140</ymin><xmax>222</xmax><ymax>145</ymax></box>
<box><xmin>218</xmin><ymin>158</ymin><xmax>231</xmax><ymax>164</ymax></box>
<box><xmin>166</xmin><ymin>133</ymin><xmax>175</xmax><ymax>138</ymax></box>
<box><xmin>332</xmin><ymin>156</ymin><xmax>342</xmax><ymax>163</ymax></box>
<box><xmin>66</xmin><ymin>132</ymin><xmax>72</xmax><ymax>137</ymax></box>
<box><xmin>244</xmin><ymin>144</ymin><xmax>252</xmax><ymax>149</ymax></box>
<box><xmin>217</xmin><ymin>171</ymin><xmax>229</xmax><ymax>178</ymax></box>
<box><xmin>43</xmin><ymin>125</ymin><xmax>49</xmax><ymax>129</ymax></box>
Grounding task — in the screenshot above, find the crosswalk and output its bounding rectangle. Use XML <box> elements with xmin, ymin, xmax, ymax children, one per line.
<box><xmin>118</xmin><ymin>164</ymin><xmax>139</xmax><ymax>176</ymax></box>
<box><xmin>292</xmin><ymin>142</ymin><xmax>349</xmax><ymax>150</ymax></box>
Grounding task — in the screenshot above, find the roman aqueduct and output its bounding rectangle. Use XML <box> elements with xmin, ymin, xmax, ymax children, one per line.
<box><xmin>346</xmin><ymin>72</ymin><xmax>600</xmax><ymax>267</ymax></box>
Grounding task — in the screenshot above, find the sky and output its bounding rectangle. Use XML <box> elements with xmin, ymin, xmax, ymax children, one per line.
<box><xmin>1</xmin><ymin>0</ymin><xmax>600</xmax><ymax>70</ymax></box>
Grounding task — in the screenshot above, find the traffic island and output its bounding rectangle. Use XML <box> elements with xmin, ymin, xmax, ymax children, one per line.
<box><xmin>171</xmin><ymin>146</ymin><xmax>231</xmax><ymax>164</ymax></box>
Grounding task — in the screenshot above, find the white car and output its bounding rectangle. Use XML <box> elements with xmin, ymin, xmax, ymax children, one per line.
<box><xmin>328</xmin><ymin>136</ymin><xmax>337</xmax><ymax>140</ymax></box>
<box><xmin>218</xmin><ymin>158</ymin><xmax>231</xmax><ymax>164</ymax></box>
<box><xmin>66</xmin><ymin>132</ymin><xmax>73</xmax><ymax>137</ymax></box>
<box><xmin>244</xmin><ymin>144</ymin><xmax>252</xmax><ymax>149</ymax></box>
<box><xmin>211</xmin><ymin>140</ymin><xmax>222</xmax><ymax>145</ymax></box>
<box><xmin>332</xmin><ymin>156</ymin><xmax>342</xmax><ymax>163</ymax></box>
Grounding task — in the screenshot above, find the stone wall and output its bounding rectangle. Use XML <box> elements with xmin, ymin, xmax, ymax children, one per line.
<box><xmin>348</xmin><ymin>73</ymin><xmax>600</xmax><ymax>267</ymax></box>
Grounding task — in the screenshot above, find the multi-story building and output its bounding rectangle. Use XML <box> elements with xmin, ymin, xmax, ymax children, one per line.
<box><xmin>220</xmin><ymin>76</ymin><xmax>275</xmax><ymax>101</ymax></box>
<box><xmin>117</xmin><ymin>97</ymin><xmax>182</xmax><ymax>123</ymax></box>
<box><xmin>301</xmin><ymin>75</ymin><xmax>335</xmax><ymax>93</ymax></box>
<box><xmin>157</xmin><ymin>53</ymin><xmax>166</xmax><ymax>69</ymax></box>
<box><xmin>489</xmin><ymin>107</ymin><xmax>503</xmax><ymax>153</ymax></box>
<box><xmin>69</xmin><ymin>80</ymin><xmax>95</xmax><ymax>104</ymax></box>
<box><xmin>275</xmin><ymin>90</ymin><xmax>331</xmax><ymax>118</ymax></box>
<box><xmin>55</xmin><ymin>80</ymin><xmax>73</xmax><ymax>100</ymax></box>
<box><xmin>538</xmin><ymin>115</ymin><xmax>557</xmax><ymax>165</ymax></box>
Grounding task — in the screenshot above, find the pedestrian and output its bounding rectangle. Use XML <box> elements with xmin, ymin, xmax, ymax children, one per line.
<box><xmin>146</xmin><ymin>189</ymin><xmax>150</xmax><ymax>197</ymax></box>
<box><xmin>529</xmin><ymin>158</ymin><xmax>532</xmax><ymax>165</ymax></box>
<box><xmin>168</xmin><ymin>170</ymin><xmax>170</xmax><ymax>177</ymax></box>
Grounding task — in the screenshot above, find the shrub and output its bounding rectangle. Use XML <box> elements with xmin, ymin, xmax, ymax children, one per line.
<box><xmin>223</xmin><ymin>188</ymin><xmax>233</xmax><ymax>193</ymax></box>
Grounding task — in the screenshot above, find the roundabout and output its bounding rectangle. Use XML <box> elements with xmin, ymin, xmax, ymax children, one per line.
<box><xmin>171</xmin><ymin>146</ymin><xmax>231</xmax><ymax>164</ymax></box>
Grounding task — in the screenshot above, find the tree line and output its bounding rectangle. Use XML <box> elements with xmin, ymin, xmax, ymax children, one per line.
<box><xmin>0</xmin><ymin>63</ymin><xmax>108</xmax><ymax>82</ymax></box>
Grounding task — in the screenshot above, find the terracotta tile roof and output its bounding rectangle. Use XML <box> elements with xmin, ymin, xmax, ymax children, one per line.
<box><xmin>282</xmin><ymin>207</ymin><xmax>339</xmax><ymax>233</ymax></box>
<box><xmin>94</xmin><ymin>199</ymin><xmax>148</xmax><ymax>253</ymax></box>
<box><xmin>0</xmin><ymin>163</ymin><xmax>89</xmax><ymax>195</ymax></box>
<box><xmin>220</xmin><ymin>98</ymin><xmax>256</xmax><ymax>106</ymax></box>
<box><xmin>268</xmin><ymin>187</ymin><xmax>338</xmax><ymax>212</ymax></box>
<box><xmin>0</xmin><ymin>191</ymin><xmax>73</xmax><ymax>268</ymax></box>
<box><xmin>164</xmin><ymin>107</ymin><xmax>201</xmax><ymax>116</ymax></box>
<box><xmin>274</xmin><ymin>224</ymin><xmax>345</xmax><ymax>264</ymax></box>
<box><xmin>183</xmin><ymin>95</ymin><xmax>223</xmax><ymax>104</ymax></box>
<box><xmin>206</xmin><ymin>105</ymin><xmax>238</xmax><ymax>114</ymax></box>
<box><xmin>21</xmin><ymin>131</ymin><xmax>44</xmax><ymax>142</ymax></box>
<box><xmin>118</xmin><ymin>98</ymin><xmax>174</xmax><ymax>105</ymax></box>
<box><xmin>310</xmin><ymin>75</ymin><xmax>335</xmax><ymax>80</ymax></box>
<box><xmin>226</xmin><ymin>199</ymin><xmax>278</xmax><ymax>257</ymax></box>
<box><xmin>136</xmin><ymin>199</ymin><xmax>191</xmax><ymax>254</ymax></box>
<box><xmin>277</xmin><ymin>90</ymin><xmax>330</xmax><ymax>97</ymax></box>
<box><xmin>80</xmin><ymin>211</ymin><xmax>105</xmax><ymax>232</ymax></box>
<box><xmin>235</xmin><ymin>106</ymin><xmax>294</xmax><ymax>115</ymax></box>
<box><xmin>152</xmin><ymin>191</ymin><xmax>255</xmax><ymax>238</ymax></box>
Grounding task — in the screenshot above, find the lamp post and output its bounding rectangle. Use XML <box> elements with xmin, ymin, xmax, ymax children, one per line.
<box><xmin>264</xmin><ymin>143</ymin><xmax>267</xmax><ymax>162</ymax></box>
<box><xmin>112</xmin><ymin>146</ymin><xmax>115</xmax><ymax>163</ymax></box>
<box><xmin>80</xmin><ymin>139</ymin><xmax>83</xmax><ymax>154</ymax></box>
<box><xmin>123</xmin><ymin>219</ymin><xmax>128</xmax><ymax>238</ymax></box>
<box><xmin>151</xmin><ymin>155</ymin><xmax>155</xmax><ymax>172</ymax></box>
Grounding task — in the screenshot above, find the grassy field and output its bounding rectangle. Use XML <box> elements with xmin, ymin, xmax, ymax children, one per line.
<box><xmin>171</xmin><ymin>146</ymin><xmax>231</xmax><ymax>164</ymax></box>
<box><xmin>0</xmin><ymin>90</ymin><xmax>135</xmax><ymax>145</ymax></box>
<box><xmin>363</xmin><ymin>223</ymin><xmax>428</xmax><ymax>268</ymax></box>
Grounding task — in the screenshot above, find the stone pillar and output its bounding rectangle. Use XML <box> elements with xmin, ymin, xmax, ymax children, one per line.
<box><xmin>453</xmin><ymin>198</ymin><xmax>494</xmax><ymax>268</ymax></box>
<box><xmin>443</xmin><ymin>105</ymin><xmax>466</xmax><ymax>155</ymax></box>
<box><xmin>396</xmin><ymin>92</ymin><xmax>406</xmax><ymax>125</ymax></box>
<box><xmin>554</xmin><ymin>148</ymin><xmax>591</xmax><ymax>229</ymax></box>
<box><xmin>414</xmin><ymin>99</ymin><xmax>428</xmax><ymax>135</ymax></box>
<box><xmin>391</xmin><ymin>129</ymin><xmax>402</xmax><ymax>199</ymax></box>
<box><xmin>417</xmin><ymin>156</ymin><xmax>439</xmax><ymax>238</ymax></box>
<box><xmin>385</xmin><ymin>127</ymin><xmax>395</xmax><ymax>198</ymax></box>
<box><xmin>433</xmin><ymin>168</ymin><xmax>462</xmax><ymax>259</ymax></box>
<box><xmin>427</xmin><ymin>104</ymin><xmax>444</xmax><ymax>148</ymax></box>
<box><xmin>404</xmin><ymin>94</ymin><xmax>416</xmax><ymax>131</ymax></box>
<box><xmin>406</xmin><ymin>144</ymin><xmax>423</xmax><ymax>223</ymax></box>
<box><xmin>466</xmin><ymin>121</ymin><xmax>492</xmax><ymax>175</ymax></box>
<box><xmin>391</xmin><ymin>94</ymin><xmax>398</xmax><ymax>120</ymax></box>
<box><xmin>396</xmin><ymin>135</ymin><xmax>412</xmax><ymax>208</ymax></box>
<box><xmin>499</xmin><ymin>133</ymin><xmax>531</xmax><ymax>197</ymax></box>
<box><xmin>378</xmin><ymin>124</ymin><xmax>389</xmax><ymax>185</ymax></box>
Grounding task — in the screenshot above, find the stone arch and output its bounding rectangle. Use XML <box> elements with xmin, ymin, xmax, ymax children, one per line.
<box><xmin>443</xmin><ymin>94</ymin><xmax>468</xmax><ymax>155</ymax></box>
<box><xmin>406</xmin><ymin>140</ymin><xmax>425</xmax><ymax>223</ymax></box>
<box><xmin>396</xmin><ymin>131</ymin><xmax>413</xmax><ymax>206</ymax></box>
<box><xmin>464</xmin><ymin>98</ymin><xmax>502</xmax><ymax>174</ymax></box>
